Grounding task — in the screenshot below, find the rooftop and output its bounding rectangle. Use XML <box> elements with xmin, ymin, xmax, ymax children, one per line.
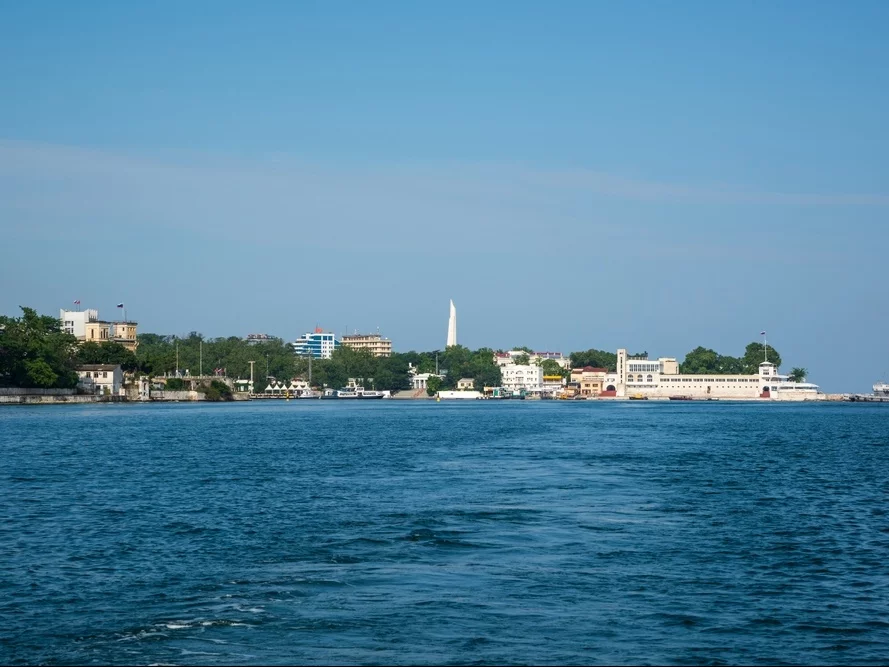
<box><xmin>77</xmin><ymin>364</ymin><xmax>121</xmax><ymax>371</ymax></box>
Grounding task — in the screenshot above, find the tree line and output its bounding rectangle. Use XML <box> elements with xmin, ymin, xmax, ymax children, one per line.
<box><xmin>1</xmin><ymin>306</ymin><xmax>805</xmax><ymax>389</ymax></box>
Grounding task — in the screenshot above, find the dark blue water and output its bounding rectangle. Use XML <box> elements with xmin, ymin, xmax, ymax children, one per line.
<box><xmin>1</xmin><ymin>401</ymin><xmax>888</xmax><ymax>665</ymax></box>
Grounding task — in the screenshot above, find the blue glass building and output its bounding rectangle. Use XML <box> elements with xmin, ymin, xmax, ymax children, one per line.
<box><xmin>292</xmin><ymin>330</ymin><xmax>341</xmax><ymax>359</ymax></box>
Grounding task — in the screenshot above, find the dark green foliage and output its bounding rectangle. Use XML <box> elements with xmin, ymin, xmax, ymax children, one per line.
<box><xmin>426</xmin><ymin>375</ymin><xmax>442</xmax><ymax>396</ymax></box>
<box><xmin>0</xmin><ymin>307</ymin><xmax>79</xmax><ymax>388</ymax></box>
<box><xmin>435</xmin><ymin>345</ymin><xmax>502</xmax><ymax>391</ymax></box>
<box><xmin>788</xmin><ymin>367</ymin><xmax>807</xmax><ymax>382</ymax></box>
<box><xmin>681</xmin><ymin>342</ymin><xmax>782</xmax><ymax>374</ymax></box>
<box><xmin>203</xmin><ymin>380</ymin><xmax>233</xmax><ymax>401</ymax></box>
<box><xmin>741</xmin><ymin>342</ymin><xmax>782</xmax><ymax>373</ymax></box>
<box><xmin>164</xmin><ymin>378</ymin><xmax>186</xmax><ymax>391</ymax></box>
<box><xmin>539</xmin><ymin>358</ymin><xmax>568</xmax><ymax>379</ymax></box>
<box><xmin>569</xmin><ymin>349</ymin><xmax>617</xmax><ymax>372</ymax></box>
<box><xmin>76</xmin><ymin>341</ymin><xmax>137</xmax><ymax>371</ymax></box>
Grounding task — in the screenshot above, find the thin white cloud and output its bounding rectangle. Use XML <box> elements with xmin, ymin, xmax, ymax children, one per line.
<box><xmin>1</xmin><ymin>139</ymin><xmax>886</xmax><ymax>252</ymax></box>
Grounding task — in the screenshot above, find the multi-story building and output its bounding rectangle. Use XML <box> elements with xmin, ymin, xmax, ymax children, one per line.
<box><xmin>341</xmin><ymin>333</ymin><xmax>392</xmax><ymax>357</ymax></box>
<box><xmin>494</xmin><ymin>350</ymin><xmax>570</xmax><ymax>369</ymax></box>
<box><xmin>76</xmin><ymin>364</ymin><xmax>124</xmax><ymax>396</ymax></box>
<box><xmin>501</xmin><ymin>364</ymin><xmax>544</xmax><ymax>392</ymax></box>
<box><xmin>610</xmin><ymin>348</ymin><xmax>822</xmax><ymax>400</ymax></box>
<box><xmin>292</xmin><ymin>329</ymin><xmax>340</xmax><ymax>359</ymax></box>
<box><xmin>542</xmin><ymin>374</ymin><xmax>565</xmax><ymax>393</ymax></box>
<box><xmin>569</xmin><ymin>366</ymin><xmax>608</xmax><ymax>396</ymax></box>
<box><xmin>60</xmin><ymin>308</ymin><xmax>138</xmax><ymax>351</ymax></box>
<box><xmin>246</xmin><ymin>333</ymin><xmax>274</xmax><ymax>344</ymax></box>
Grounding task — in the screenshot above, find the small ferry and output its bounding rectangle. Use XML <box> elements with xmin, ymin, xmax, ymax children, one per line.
<box><xmin>874</xmin><ymin>382</ymin><xmax>889</xmax><ymax>397</ymax></box>
<box><xmin>332</xmin><ymin>387</ymin><xmax>387</xmax><ymax>399</ymax></box>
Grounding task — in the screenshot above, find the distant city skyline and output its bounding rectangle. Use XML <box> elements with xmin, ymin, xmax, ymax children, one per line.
<box><xmin>2</xmin><ymin>2</ymin><xmax>888</xmax><ymax>392</ymax></box>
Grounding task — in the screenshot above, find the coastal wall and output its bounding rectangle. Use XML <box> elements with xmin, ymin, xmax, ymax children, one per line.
<box><xmin>0</xmin><ymin>387</ymin><xmax>77</xmax><ymax>396</ymax></box>
<box><xmin>0</xmin><ymin>394</ymin><xmax>100</xmax><ymax>404</ymax></box>
<box><xmin>150</xmin><ymin>390</ymin><xmax>205</xmax><ymax>401</ymax></box>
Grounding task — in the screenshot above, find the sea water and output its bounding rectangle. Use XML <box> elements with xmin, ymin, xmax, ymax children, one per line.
<box><xmin>1</xmin><ymin>401</ymin><xmax>887</xmax><ymax>665</ymax></box>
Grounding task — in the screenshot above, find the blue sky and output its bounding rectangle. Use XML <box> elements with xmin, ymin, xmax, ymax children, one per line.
<box><xmin>2</xmin><ymin>1</ymin><xmax>888</xmax><ymax>391</ymax></box>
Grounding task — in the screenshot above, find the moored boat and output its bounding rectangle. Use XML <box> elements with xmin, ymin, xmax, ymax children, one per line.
<box><xmin>334</xmin><ymin>386</ymin><xmax>387</xmax><ymax>399</ymax></box>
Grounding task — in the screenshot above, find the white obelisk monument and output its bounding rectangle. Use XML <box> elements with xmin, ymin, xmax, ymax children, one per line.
<box><xmin>446</xmin><ymin>299</ymin><xmax>457</xmax><ymax>347</ymax></box>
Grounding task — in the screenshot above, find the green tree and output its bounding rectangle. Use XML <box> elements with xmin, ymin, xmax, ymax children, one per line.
<box><xmin>513</xmin><ymin>353</ymin><xmax>531</xmax><ymax>366</ymax></box>
<box><xmin>426</xmin><ymin>375</ymin><xmax>442</xmax><ymax>396</ymax></box>
<box><xmin>24</xmin><ymin>358</ymin><xmax>58</xmax><ymax>388</ymax></box>
<box><xmin>202</xmin><ymin>379</ymin><xmax>233</xmax><ymax>401</ymax></box>
<box><xmin>680</xmin><ymin>346</ymin><xmax>720</xmax><ymax>374</ymax></box>
<box><xmin>77</xmin><ymin>341</ymin><xmax>137</xmax><ymax>371</ymax></box>
<box><xmin>788</xmin><ymin>367</ymin><xmax>807</xmax><ymax>382</ymax></box>
<box><xmin>473</xmin><ymin>364</ymin><xmax>502</xmax><ymax>391</ymax></box>
<box><xmin>0</xmin><ymin>307</ymin><xmax>79</xmax><ymax>388</ymax></box>
<box><xmin>512</xmin><ymin>346</ymin><xmax>534</xmax><ymax>353</ymax></box>
<box><xmin>742</xmin><ymin>341</ymin><xmax>782</xmax><ymax>373</ymax></box>
<box><xmin>569</xmin><ymin>349</ymin><xmax>617</xmax><ymax>372</ymax></box>
<box><xmin>539</xmin><ymin>358</ymin><xmax>567</xmax><ymax>378</ymax></box>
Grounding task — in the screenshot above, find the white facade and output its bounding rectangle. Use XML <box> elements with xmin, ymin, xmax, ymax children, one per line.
<box><xmin>292</xmin><ymin>331</ymin><xmax>340</xmax><ymax>359</ymax></box>
<box><xmin>446</xmin><ymin>299</ymin><xmax>457</xmax><ymax>347</ymax></box>
<box><xmin>610</xmin><ymin>348</ymin><xmax>823</xmax><ymax>400</ymax></box>
<box><xmin>411</xmin><ymin>372</ymin><xmax>444</xmax><ymax>390</ymax></box>
<box><xmin>494</xmin><ymin>350</ymin><xmax>570</xmax><ymax>369</ymax></box>
<box><xmin>542</xmin><ymin>375</ymin><xmax>564</xmax><ymax>393</ymax></box>
<box><xmin>501</xmin><ymin>364</ymin><xmax>544</xmax><ymax>392</ymax></box>
<box><xmin>61</xmin><ymin>309</ymin><xmax>98</xmax><ymax>338</ymax></box>
<box><xmin>76</xmin><ymin>364</ymin><xmax>124</xmax><ymax>396</ymax></box>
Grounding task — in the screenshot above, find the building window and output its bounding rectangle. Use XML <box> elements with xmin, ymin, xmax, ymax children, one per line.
<box><xmin>646</xmin><ymin>374</ymin><xmax>653</xmax><ymax>383</ymax></box>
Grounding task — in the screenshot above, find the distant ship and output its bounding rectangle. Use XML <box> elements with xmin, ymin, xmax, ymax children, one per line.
<box><xmin>874</xmin><ymin>382</ymin><xmax>889</xmax><ymax>397</ymax></box>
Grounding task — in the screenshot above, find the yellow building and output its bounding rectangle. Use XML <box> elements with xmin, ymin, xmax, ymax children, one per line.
<box><xmin>60</xmin><ymin>308</ymin><xmax>138</xmax><ymax>352</ymax></box>
<box><xmin>570</xmin><ymin>366</ymin><xmax>608</xmax><ymax>396</ymax></box>
<box><xmin>341</xmin><ymin>333</ymin><xmax>392</xmax><ymax>357</ymax></box>
<box><xmin>112</xmin><ymin>321</ymin><xmax>139</xmax><ymax>352</ymax></box>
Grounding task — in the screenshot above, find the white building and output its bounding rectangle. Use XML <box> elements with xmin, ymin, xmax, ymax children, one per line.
<box><xmin>76</xmin><ymin>364</ymin><xmax>124</xmax><ymax>396</ymax></box>
<box><xmin>608</xmin><ymin>348</ymin><xmax>822</xmax><ymax>400</ymax></box>
<box><xmin>61</xmin><ymin>309</ymin><xmax>99</xmax><ymax>338</ymax></box>
<box><xmin>501</xmin><ymin>364</ymin><xmax>544</xmax><ymax>392</ymax></box>
<box><xmin>293</xmin><ymin>329</ymin><xmax>340</xmax><ymax>359</ymax></box>
<box><xmin>494</xmin><ymin>350</ymin><xmax>570</xmax><ymax>369</ymax></box>
<box><xmin>60</xmin><ymin>308</ymin><xmax>138</xmax><ymax>351</ymax></box>
<box><xmin>411</xmin><ymin>372</ymin><xmax>444</xmax><ymax>390</ymax></box>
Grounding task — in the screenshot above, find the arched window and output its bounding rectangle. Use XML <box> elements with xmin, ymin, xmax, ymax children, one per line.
<box><xmin>637</xmin><ymin>374</ymin><xmax>644</xmax><ymax>382</ymax></box>
<box><xmin>646</xmin><ymin>374</ymin><xmax>653</xmax><ymax>383</ymax></box>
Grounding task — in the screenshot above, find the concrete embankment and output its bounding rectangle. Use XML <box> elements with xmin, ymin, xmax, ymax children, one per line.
<box><xmin>0</xmin><ymin>387</ymin><xmax>99</xmax><ymax>404</ymax></box>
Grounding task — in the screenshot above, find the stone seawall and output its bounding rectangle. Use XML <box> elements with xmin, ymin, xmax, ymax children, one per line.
<box><xmin>0</xmin><ymin>394</ymin><xmax>100</xmax><ymax>405</ymax></box>
<box><xmin>150</xmin><ymin>390</ymin><xmax>205</xmax><ymax>401</ymax></box>
<box><xmin>0</xmin><ymin>387</ymin><xmax>77</xmax><ymax>396</ymax></box>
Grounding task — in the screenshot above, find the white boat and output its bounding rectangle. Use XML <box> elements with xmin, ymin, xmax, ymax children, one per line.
<box><xmin>334</xmin><ymin>386</ymin><xmax>387</xmax><ymax>399</ymax></box>
<box><xmin>874</xmin><ymin>382</ymin><xmax>889</xmax><ymax>396</ymax></box>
